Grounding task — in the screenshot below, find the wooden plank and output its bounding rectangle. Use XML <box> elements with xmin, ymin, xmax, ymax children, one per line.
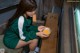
<box><xmin>36</xmin><ymin>0</ymin><xmax>55</xmax><ymax>19</ymax></box>
<box><xmin>40</xmin><ymin>13</ymin><xmax>59</xmax><ymax>53</ymax></box>
<box><xmin>54</xmin><ymin>0</ymin><xmax>63</xmax><ymax>8</ymax></box>
<box><xmin>67</xmin><ymin>0</ymin><xmax>80</xmax><ymax>2</ymax></box>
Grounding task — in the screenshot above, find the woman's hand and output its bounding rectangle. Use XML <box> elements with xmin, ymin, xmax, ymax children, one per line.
<box><xmin>36</xmin><ymin>32</ymin><xmax>49</xmax><ymax>38</ymax></box>
<box><xmin>38</xmin><ymin>26</ymin><xmax>45</xmax><ymax>32</ymax></box>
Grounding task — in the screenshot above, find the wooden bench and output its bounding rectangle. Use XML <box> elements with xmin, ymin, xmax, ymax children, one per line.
<box><xmin>39</xmin><ymin>13</ymin><xmax>59</xmax><ymax>53</ymax></box>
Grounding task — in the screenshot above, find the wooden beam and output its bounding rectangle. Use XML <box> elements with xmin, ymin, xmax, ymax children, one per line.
<box><xmin>40</xmin><ymin>13</ymin><xmax>59</xmax><ymax>53</ymax></box>
<box><xmin>67</xmin><ymin>0</ymin><xmax>80</xmax><ymax>2</ymax></box>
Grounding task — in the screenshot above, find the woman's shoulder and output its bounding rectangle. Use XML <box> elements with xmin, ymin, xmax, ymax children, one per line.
<box><xmin>11</xmin><ymin>16</ymin><xmax>24</xmax><ymax>24</ymax></box>
<box><xmin>11</xmin><ymin>16</ymin><xmax>32</xmax><ymax>27</ymax></box>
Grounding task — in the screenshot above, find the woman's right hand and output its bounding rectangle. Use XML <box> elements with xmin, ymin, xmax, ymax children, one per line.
<box><xmin>36</xmin><ymin>32</ymin><xmax>49</xmax><ymax>38</ymax></box>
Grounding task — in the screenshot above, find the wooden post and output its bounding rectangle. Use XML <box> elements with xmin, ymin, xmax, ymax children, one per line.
<box><xmin>40</xmin><ymin>13</ymin><xmax>59</xmax><ymax>53</ymax></box>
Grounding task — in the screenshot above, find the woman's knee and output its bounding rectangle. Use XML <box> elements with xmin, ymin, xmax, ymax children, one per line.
<box><xmin>31</xmin><ymin>39</ymin><xmax>38</xmax><ymax>45</ymax></box>
<box><xmin>15</xmin><ymin>39</ymin><xmax>38</xmax><ymax>49</ymax></box>
<box><xmin>29</xmin><ymin>39</ymin><xmax>38</xmax><ymax>51</ymax></box>
<box><xmin>15</xmin><ymin>40</ymin><xmax>31</xmax><ymax>49</ymax></box>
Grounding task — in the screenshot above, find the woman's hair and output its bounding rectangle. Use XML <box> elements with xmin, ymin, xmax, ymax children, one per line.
<box><xmin>6</xmin><ymin>0</ymin><xmax>37</xmax><ymax>28</ymax></box>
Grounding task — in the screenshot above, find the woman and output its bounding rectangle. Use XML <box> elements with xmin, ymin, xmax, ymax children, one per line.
<box><xmin>3</xmin><ymin>0</ymin><xmax>49</xmax><ymax>52</ymax></box>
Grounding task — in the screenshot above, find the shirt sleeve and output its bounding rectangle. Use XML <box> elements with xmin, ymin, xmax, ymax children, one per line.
<box><xmin>28</xmin><ymin>25</ymin><xmax>38</xmax><ymax>32</ymax></box>
<box><xmin>23</xmin><ymin>30</ymin><xmax>37</xmax><ymax>42</ymax></box>
<box><xmin>18</xmin><ymin>16</ymin><xmax>38</xmax><ymax>41</ymax></box>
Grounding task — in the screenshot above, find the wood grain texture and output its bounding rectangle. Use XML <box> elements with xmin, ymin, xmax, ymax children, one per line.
<box><xmin>40</xmin><ymin>13</ymin><xmax>59</xmax><ymax>53</ymax></box>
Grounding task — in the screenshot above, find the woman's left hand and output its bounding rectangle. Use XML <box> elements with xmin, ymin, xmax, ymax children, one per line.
<box><xmin>38</xmin><ymin>26</ymin><xmax>45</xmax><ymax>32</ymax></box>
